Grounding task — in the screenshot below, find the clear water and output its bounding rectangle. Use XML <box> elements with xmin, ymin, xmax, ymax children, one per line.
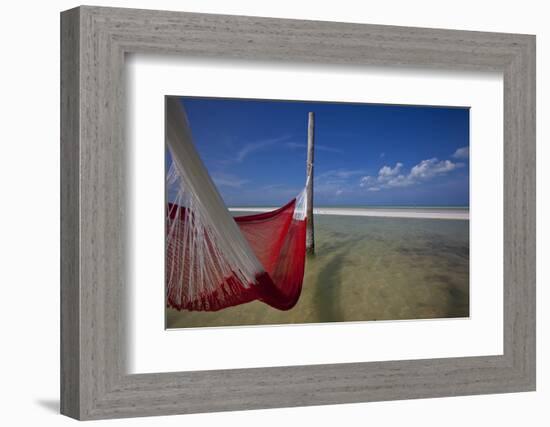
<box><xmin>166</xmin><ymin>214</ymin><xmax>469</xmax><ymax>328</ymax></box>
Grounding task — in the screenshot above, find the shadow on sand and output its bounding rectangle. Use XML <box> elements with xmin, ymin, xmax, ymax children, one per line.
<box><xmin>311</xmin><ymin>238</ymin><xmax>360</xmax><ymax>322</ymax></box>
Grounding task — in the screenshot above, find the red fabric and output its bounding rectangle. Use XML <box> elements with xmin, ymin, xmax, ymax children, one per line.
<box><xmin>166</xmin><ymin>200</ymin><xmax>307</xmax><ymax>311</ymax></box>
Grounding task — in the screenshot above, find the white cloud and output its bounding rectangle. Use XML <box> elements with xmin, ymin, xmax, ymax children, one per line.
<box><xmin>452</xmin><ymin>146</ymin><xmax>469</xmax><ymax>159</ymax></box>
<box><xmin>316</xmin><ymin>155</ymin><xmax>464</xmax><ymax>197</ymax></box>
<box><xmin>386</xmin><ymin>174</ymin><xmax>414</xmax><ymax>187</ymax></box>
<box><xmin>410</xmin><ymin>158</ymin><xmax>462</xmax><ymax>180</ymax></box>
<box><xmin>360</xmin><ymin>158</ymin><xmax>463</xmax><ymax>192</ymax></box>
<box><xmin>378</xmin><ymin>162</ymin><xmax>403</xmax><ymax>178</ymax></box>
<box><xmin>359</xmin><ymin>176</ymin><xmax>375</xmax><ymax>187</ymax></box>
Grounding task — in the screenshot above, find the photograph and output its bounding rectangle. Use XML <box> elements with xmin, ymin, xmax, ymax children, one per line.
<box><xmin>165</xmin><ymin>96</ymin><xmax>470</xmax><ymax>329</ymax></box>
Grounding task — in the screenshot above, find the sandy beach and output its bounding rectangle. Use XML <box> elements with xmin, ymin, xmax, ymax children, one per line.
<box><xmin>228</xmin><ymin>207</ymin><xmax>469</xmax><ymax>220</ymax></box>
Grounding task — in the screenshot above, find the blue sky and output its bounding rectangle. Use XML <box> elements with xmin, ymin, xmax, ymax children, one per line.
<box><xmin>167</xmin><ymin>97</ymin><xmax>470</xmax><ymax>207</ymax></box>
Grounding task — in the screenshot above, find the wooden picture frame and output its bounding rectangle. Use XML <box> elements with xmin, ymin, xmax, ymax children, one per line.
<box><xmin>60</xmin><ymin>5</ymin><xmax>536</xmax><ymax>420</ymax></box>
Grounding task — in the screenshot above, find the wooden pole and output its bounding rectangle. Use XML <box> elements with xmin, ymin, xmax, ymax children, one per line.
<box><xmin>306</xmin><ymin>112</ymin><xmax>315</xmax><ymax>255</ymax></box>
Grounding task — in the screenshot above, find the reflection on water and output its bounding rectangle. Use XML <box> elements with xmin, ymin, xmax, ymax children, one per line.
<box><xmin>166</xmin><ymin>214</ymin><xmax>469</xmax><ymax>328</ymax></box>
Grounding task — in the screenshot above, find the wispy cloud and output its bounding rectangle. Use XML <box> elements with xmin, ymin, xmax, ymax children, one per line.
<box><xmin>224</xmin><ymin>185</ymin><xmax>302</xmax><ymax>206</ymax></box>
<box><xmin>261</xmin><ymin>183</ymin><xmax>284</xmax><ymax>190</ymax></box>
<box><xmin>452</xmin><ymin>146</ymin><xmax>469</xmax><ymax>159</ymax></box>
<box><xmin>318</xmin><ymin>145</ymin><xmax>344</xmax><ymax>154</ymax></box>
<box><xmin>317</xmin><ymin>169</ymin><xmax>366</xmax><ymax>180</ymax></box>
<box><xmin>223</xmin><ymin>135</ymin><xmax>292</xmax><ymax>164</ymax></box>
<box><xmin>285</xmin><ymin>142</ymin><xmax>343</xmax><ymax>154</ymax></box>
<box><xmin>211</xmin><ymin>172</ymin><xmax>248</xmax><ymax>188</ymax></box>
<box><xmin>286</xmin><ymin>142</ymin><xmax>305</xmax><ymax>150</ymax></box>
<box><xmin>315</xmin><ymin>168</ymin><xmax>366</xmax><ymax>197</ymax></box>
<box><xmin>360</xmin><ymin>158</ymin><xmax>464</xmax><ymax>191</ymax></box>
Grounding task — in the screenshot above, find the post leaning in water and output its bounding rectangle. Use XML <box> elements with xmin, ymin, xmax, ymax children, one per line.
<box><xmin>306</xmin><ymin>112</ymin><xmax>315</xmax><ymax>255</ymax></box>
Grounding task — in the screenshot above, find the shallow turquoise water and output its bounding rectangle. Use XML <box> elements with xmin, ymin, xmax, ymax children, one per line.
<box><xmin>166</xmin><ymin>214</ymin><xmax>469</xmax><ymax>328</ymax></box>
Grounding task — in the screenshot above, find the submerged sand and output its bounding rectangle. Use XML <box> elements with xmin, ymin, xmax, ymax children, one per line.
<box><xmin>166</xmin><ymin>213</ymin><xmax>469</xmax><ymax>329</ymax></box>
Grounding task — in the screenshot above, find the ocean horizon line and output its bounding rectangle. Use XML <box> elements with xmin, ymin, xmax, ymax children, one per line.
<box><xmin>227</xmin><ymin>205</ymin><xmax>469</xmax><ymax>209</ymax></box>
<box><xmin>228</xmin><ymin>206</ymin><xmax>470</xmax><ymax>220</ymax></box>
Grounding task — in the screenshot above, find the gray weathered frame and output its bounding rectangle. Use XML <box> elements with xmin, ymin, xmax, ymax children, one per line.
<box><xmin>60</xmin><ymin>5</ymin><xmax>536</xmax><ymax>420</ymax></box>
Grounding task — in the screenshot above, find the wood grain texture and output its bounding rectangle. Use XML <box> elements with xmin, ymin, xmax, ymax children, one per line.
<box><xmin>60</xmin><ymin>7</ymin><xmax>80</xmax><ymax>419</ymax></box>
<box><xmin>60</xmin><ymin>5</ymin><xmax>536</xmax><ymax>420</ymax></box>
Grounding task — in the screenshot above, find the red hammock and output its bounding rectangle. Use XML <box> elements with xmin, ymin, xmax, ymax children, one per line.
<box><xmin>166</xmin><ymin>199</ymin><xmax>307</xmax><ymax>312</ymax></box>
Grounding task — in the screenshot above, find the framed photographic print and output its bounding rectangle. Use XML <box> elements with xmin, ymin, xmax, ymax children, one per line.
<box><xmin>61</xmin><ymin>5</ymin><xmax>535</xmax><ymax>420</ymax></box>
<box><xmin>164</xmin><ymin>96</ymin><xmax>471</xmax><ymax>329</ymax></box>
